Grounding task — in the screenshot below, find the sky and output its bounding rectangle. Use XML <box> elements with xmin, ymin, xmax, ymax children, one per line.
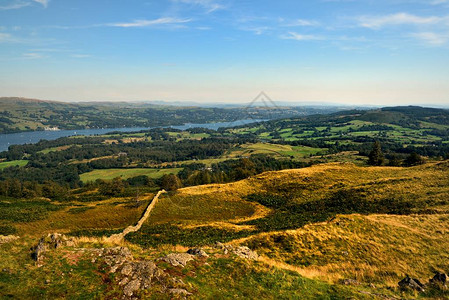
<box><xmin>0</xmin><ymin>0</ymin><xmax>448</xmax><ymax>106</ymax></box>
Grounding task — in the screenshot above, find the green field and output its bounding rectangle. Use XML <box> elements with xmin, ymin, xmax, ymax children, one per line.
<box><xmin>0</xmin><ymin>160</ymin><xmax>28</xmax><ymax>170</ymax></box>
<box><xmin>80</xmin><ymin>168</ymin><xmax>182</xmax><ymax>182</ymax></box>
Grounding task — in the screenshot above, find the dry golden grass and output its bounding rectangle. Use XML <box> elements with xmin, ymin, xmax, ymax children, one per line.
<box><xmin>245</xmin><ymin>213</ymin><xmax>449</xmax><ymax>287</ymax></box>
<box><xmin>15</xmin><ymin>196</ymin><xmax>154</xmax><ymax>237</ymax></box>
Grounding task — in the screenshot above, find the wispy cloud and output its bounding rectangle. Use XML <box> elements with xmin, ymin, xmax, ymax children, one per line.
<box><xmin>23</xmin><ymin>52</ymin><xmax>45</xmax><ymax>59</ymax></box>
<box><xmin>71</xmin><ymin>54</ymin><xmax>91</xmax><ymax>58</ymax></box>
<box><xmin>33</xmin><ymin>0</ymin><xmax>49</xmax><ymax>8</ymax></box>
<box><xmin>172</xmin><ymin>0</ymin><xmax>225</xmax><ymax>13</ymax></box>
<box><xmin>358</xmin><ymin>13</ymin><xmax>444</xmax><ymax>29</ymax></box>
<box><xmin>110</xmin><ymin>17</ymin><xmax>192</xmax><ymax>28</ymax></box>
<box><xmin>431</xmin><ymin>0</ymin><xmax>449</xmax><ymax>5</ymax></box>
<box><xmin>0</xmin><ymin>33</ymin><xmax>12</xmax><ymax>41</ymax></box>
<box><xmin>281</xmin><ymin>32</ymin><xmax>324</xmax><ymax>41</ymax></box>
<box><xmin>280</xmin><ymin>18</ymin><xmax>320</xmax><ymax>27</ymax></box>
<box><xmin>411</xmin><ymin>31</ymin><xmax>449</xmax><ymax>45</ymax></box>
<box><xmin>0</xmin><ymin>1</ymin><xmax>30</xmax><ymax>10</ymax></box>
<box><xmin>0</xmin><ymin>0</ymin><xmax>49</xmax><ymax>10</ymax></box>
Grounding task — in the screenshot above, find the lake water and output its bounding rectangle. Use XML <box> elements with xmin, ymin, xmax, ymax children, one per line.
<box><xmin>0</xmin><ymin>119</ymin><xmax>263</xmax><ymax>152</ymax></box>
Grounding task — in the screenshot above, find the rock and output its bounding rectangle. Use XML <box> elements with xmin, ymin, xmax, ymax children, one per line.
<box><xmin>215</xmin><ymin>242</ymin><xmax>225</xmax><ymax>249</ymax></box>
<box><xmin>429</xmin><ymin>272</ymin><xmax>447</xmax><ymax>286</ymax></box>
<box><xmin>398</xmin><ymin>275</ymin><xmax>425</xmax><ymax>292</ymax></box>
<box><xmin>119</xmin><ymin>277</ymin><xmax>130</xmax><ymax>286</ymax></box>
<box><xmin>161</xmin><ymin>253</ymin><xmax>194</xmax><ymax>267</ymax></box>
<box><xmin>187</xmin><ymin>248</ymin><xmax>209</xmax><ymax>258</ymax></box>
<box><xmin>31</xmin><ymin>238</ymin><xmax>47</xmax><ymax>266</ymax></box>
<box><xmin>123</xmin><ymin>279</ymin><xmax>141</xmax><ymax>297</ymax></box>
<box><xmin>121</xmin><ymin>263</ymin><xmax>134</xmax><ymax>277</ymax></box>
<box><xmin>169</xmin><ymin>288</ymin><xmax>192</xmax><ymax>296</ymax></box>
<box><xmin>340</xmin><ymin>279</ymin><xmax>360</xmax><ymax>286</ymax></box>
<box><xmin>233</xmin><ymin>246</ymin><xmax>258</xmax><ymax>260</ymax></box>
<box><xmin>31</xmin><ymin>233</ymin><xmax>76</xmax><ymax>266</ymax></box>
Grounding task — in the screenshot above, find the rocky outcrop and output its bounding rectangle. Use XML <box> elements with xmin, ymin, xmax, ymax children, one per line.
<box><xmin>161</xmin><ymin>253</ymin><xmax>195</xmax><ymax>267</ymax></box>
<box><xmin>187</xmin><ymin>248</ymin><xmax>209</xmax><ymax>258</ymax></box>
<box><xmin>233</xmin><ymin>246</ymin><xmax>258</xmax><ymax>260</ymax></box>
<box><xmin>95</xmin><ymin>247</ymin><xmax>191</xmax><ymax>299</ymax></box>
<box><xmin>429</xmin><ymin>272</ymin><xmax>447</xmax><ymax>285</ymax></box>
<box><xmin>398</xmin><ymin>275</ymin><xmax>425</xmax><ymax>292</ymax></box>
<box><xmin>31</xmin><ymin>233</ymin><xmax>76</xmax><ymax>266</ymax></box>
<box><xmin>214</xmin><ymin>242</ymin><xmax>258</xmax><ymax>260</ymax></box>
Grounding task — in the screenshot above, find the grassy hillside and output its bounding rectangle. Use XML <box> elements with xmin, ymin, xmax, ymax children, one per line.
<box><xmin>1</xmin><ymin>161</ymin><xmax>448</xmax><ymax>299</ymax></box>
<box><xmin>0</xmin><ymin>97</ymin><xmax>339</xmax><ymax>133</ymax></box>
<box><xmin>228</xmin><ymin>106</ymin><xmax>449</xmax><ymax>158</ymax></box>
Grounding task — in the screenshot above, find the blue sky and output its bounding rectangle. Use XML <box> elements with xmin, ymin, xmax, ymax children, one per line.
<box><xmin>0</xmin><ymin>0</ymin><xmax>448</xmax><ymax>106</ymax></box>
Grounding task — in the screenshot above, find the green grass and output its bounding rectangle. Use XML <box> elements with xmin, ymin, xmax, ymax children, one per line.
<box><xmin>79</xmin><ymin>168</ymin><xmax>182</xmax><ymax>182</ymax></box>
<box><xmin>0</xmin><ymin>160</ymin><xmax>28</xmax><ymax>170</ymax></box>
<box><xmin>126</xmin><ymin>223</ymin><xmax>253</xmax><ymax>247</ymax></box>
<box><xmin>185</xmin><ymin>258</ymin><xmax>365</xmax><ymax>299</ymax></box>
<box><xmin>0</xmin><ymin>239</ymin><xmax>106</xmax><ymax>299</ymax></box>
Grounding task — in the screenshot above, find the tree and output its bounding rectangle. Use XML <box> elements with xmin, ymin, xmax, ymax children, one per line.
<box><xmin>404</xmin><ymin>152</ymin><xmax>425</xmax><ymax>167</ymax></box>
<box><xmin>160</xmin><ymin>174</ymin><xmax>183</xmax><ymax>191</ymax></box>
<box><xmin>368</xmin><ymin>141</ymin><xmax>384</xmax><ymax>166</ymax></box>
<box><xmin>387</xmin><ymin>154</ymin><xmax>402</xmax><ymax>167</ymax></box>
<box><xmin>98</xmin><ymin>177</ymin><xmax>125</xmax><ymax>196</ymax></box>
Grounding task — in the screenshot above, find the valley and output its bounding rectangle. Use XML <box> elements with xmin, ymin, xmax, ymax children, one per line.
<box><xmin>1</xmin><ymin>104</ymin><xmax>449</xmax><ymax>298</ymax></box>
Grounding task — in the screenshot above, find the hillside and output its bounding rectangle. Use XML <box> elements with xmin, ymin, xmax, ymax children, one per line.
<box><xmin>227</xmin><ymin>105</ymin><xmax>449</xmax><ymax>159</ymax></box>
<box><xmin>1</xmin><ymin>162</ymin><xmax>448</xmax><ymax>299</ymax></box>
<box><xmin>0</xmin><ymin>97</ymin><xmax>340</xmax><ymax>133</ymax></box>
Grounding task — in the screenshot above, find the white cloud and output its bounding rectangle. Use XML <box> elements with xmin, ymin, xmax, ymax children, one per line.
<box><xmin>71</xmin><ymin>54</ymin><xmax>91</xmax><ymax>58</ymax></box>
<box><xmin>358</xmin><ymin>13</ymin><xmax>444</xmax><ymax>29</ymax></box>
<box><xmin>281</xmin><ymin>32</ymin><xmax>324</xmax><ymax>41</ymax></box>
<box><xmin>173</xmin><ymin>0</ymin><xmax>224</xmax><ymax>13</ymax></box>
<box><xmin>431</xmin><ymin>0</ymin><xmax>449</xmax><ymax>5</ymax></box>
<box><xmin>110</xmin><ymin>18</ymin><xmax>192</xmax><ymax>28</ymax></box>
<box><xmin>0</xmin><ymin>0</ymin><xmax>49</xmax><ymax>10</ymax></box>
<box><xmin>0</xmin><ymin>33</ymin><xmax>12</xmax><ymax>41</ymax></box>
<box><xmin>0</xmin><ymin>1</ymin><xmax>30</xmax><ymax>10</ymax></box>
<box><xmin>23</xmin><ymin>52</ymin><xmax>45</xmax><ymax>59</ymax></box>
<box><xmin>33</xmin><ymin>0</ymin><xmax>49</xmax><ymax>8</ymax></box>
<box><xmin>281</xmin><ymin>19</ymin><xmax>320</xmax><ymax>27</ymax></box>
<box><xmin>411</xmin><ymin>32</ymin><xmax>448</xmax><ymax>45</ymax></box>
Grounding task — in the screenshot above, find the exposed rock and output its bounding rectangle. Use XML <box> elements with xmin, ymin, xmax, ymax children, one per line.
<box><xmin>101</xmin><ymin>247</ymin><xmax>132</xmax><ymax>267</ymax></box>
<box><xmin>398</xmin><ymin>275</ymin><xmax>425</xmax><ymax>292</ymax></box>
<box><xmin>123</xmin><ymin>279</ymin><xmax>141</xmax><ymax>297</ymax></box>
<box><xmin>187</xmin><ymin>248</ymin><xmax>209</xmax><ymax>258</ymax></box>
<box><xmin>121</xmin><ymin>263</ymin><xmax>134</xmax><ymax>277</ymax></box>
<box><xmin>95</xmin><ymin>248</ymin><xmax>175</xmax><ymax>298</ymax></box>
<box><xmin>215</xmin><ymin>242</ymin><xmax>226</xmax><ymax>249</ymax></box>
<box><xmin>429</xmin><ymin>272</ymin><xmax>447</xmax><ymax>286</ymax></box>
<box><xmin>161</xmin><ymin>253</ymin><xmax>195</xmax><ymax>267</ymax></box>
<box><xmin>31</xmin><ymin>233</ymin><xmax>76</xmax><ymax>266</ymax></box>
<box><xmin>233</xmin><ymin>246</ymin><xmax>258</xmax><ymax>260</ymax></box>
<box><xmin>340</xmin><ymin>279</ymin><xmax>360</xmax><ymax>286</ymax></box>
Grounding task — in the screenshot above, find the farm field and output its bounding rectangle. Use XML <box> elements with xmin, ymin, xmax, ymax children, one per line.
<box><xmin>0</xmin><ymin>160</ymin><xmax>28</xmax><ymax>170</ymax></box>
<box><xmin>79</xmin><ymin>168</ymin><xmax>182</xmax><ymax>182</ymax></box>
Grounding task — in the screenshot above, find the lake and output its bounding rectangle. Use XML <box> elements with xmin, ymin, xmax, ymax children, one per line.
<box><xmin>0</xmin><ymin>119</ymin><xmax>263</xmax><ymax>152</ymax></box>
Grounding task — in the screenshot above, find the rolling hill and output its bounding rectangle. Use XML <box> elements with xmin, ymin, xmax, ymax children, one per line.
<box><xmin>1</xmin><ymin>161</ymin><xmax>448</xmax><ymax>298</ymax></box>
